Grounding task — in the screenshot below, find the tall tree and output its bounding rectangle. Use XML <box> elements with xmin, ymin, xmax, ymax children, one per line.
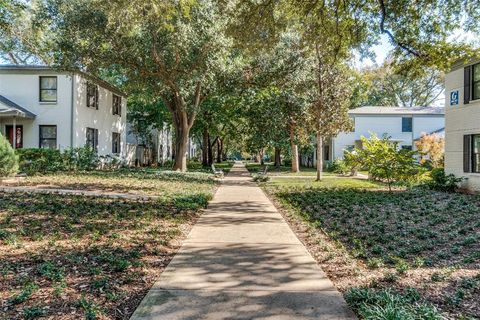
<box><xmin>351</xmin><ymin>63</ymin><xmax>444</xmax><ymax>108</ymax></box>
<box><xmin>11</xmin><ymin>0</ymin><xmax>233</xmax><ymax>171</ymax></box>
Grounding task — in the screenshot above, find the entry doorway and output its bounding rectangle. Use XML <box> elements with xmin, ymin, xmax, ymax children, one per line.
<box><xmin>5</xmin><ymin>125</ymin><xmax>23</xmax><ymax>149</ymax></box>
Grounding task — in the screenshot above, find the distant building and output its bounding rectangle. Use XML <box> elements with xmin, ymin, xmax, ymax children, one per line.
<box><xmin>126</xmin><ymin>123</ymin><xmax>199</xmax><ymax>166</ymax></box>
<box><xmin>321</xmin><ymin>106</ymin><xmax>444</xmax><ymax>162</ymax></box>
<box><xmin>0</xmin><ymin>65</ymin><xmax>126</xmax><ymax>157</ymax></box>
<box><xmin>444</xmin><ymin>59</ymin><xmax>480</xmax><ymax>191</ymax></box>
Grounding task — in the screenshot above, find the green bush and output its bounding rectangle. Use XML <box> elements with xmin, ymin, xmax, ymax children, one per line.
<box><xmin>424</xmin><ymin>168</ymin><xmax>464</xmax><ymax>192</ymax></box>
<box><xmin>17</xmin><ymin>146</ymin><xmax>99</xmax><ymax>175</ymax></box>
<box><xmin>0</xmin><ymin>133</ymin><xmax>18</xmax><ymax>177</ymax></box>
<box><xmin>352</xmin><ymin>134</ymin><xmax>421</xmax><ymax>190</ymax></box>
<box><xmin>16</xmin><ymin>148</ymin><xmax>64</xmax><ymax>175</ymax></box>
<box><xmin>343</xmin><ymin>151</ymin><xmax>363</xmax><ymax>175</ymax></box>
<box><xmin>325</xmin><ymin>159</ymin><xmax>347</xmax><ymax>174</ymax></box>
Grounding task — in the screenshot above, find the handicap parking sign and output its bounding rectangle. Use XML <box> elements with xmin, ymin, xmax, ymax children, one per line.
<box><xmin>450</xmin><ymin>90</ymin><xmax>459</xmax><ymax>105</ymax></box>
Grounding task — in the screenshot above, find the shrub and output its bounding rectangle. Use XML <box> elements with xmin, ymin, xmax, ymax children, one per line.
<box><xmin>16</xmin><ymin>148</ymin><xmax>64</xmax><ymax>175</ymax></box>
<box><xmin>0</xmin><ymin>133</ymin><xmax>18</xmax><ymax>177</ymax></box>
<box><xmin>343</xmin><ymin>150</ymin><xmax>363</xmax><ymax>175</ymax></box>
<box><xmin>424</xmin><ymin>168</ymin><xmax>464</xmax><ymax>192</ymax></box>
<box><xmin>415</xmin><ymin>133</ymin><xmax>445</xmax><ymax>168</ymax></box>
<box><xmin>17</xmin><ymin>146</ymin><xmax>99</xmax><ymax>175</ymax></box>
<box><xmin>326</xmin><ymin>159</ymin><xmax>347</xmax><ymax>174</ymax></box>
<box><xmin>358</xmin><ymin>134</ymin><xmax>421</xmax><ymax>191</ymax></box>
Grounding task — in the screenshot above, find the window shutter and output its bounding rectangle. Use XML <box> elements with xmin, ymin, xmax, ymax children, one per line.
<box><xmin>464</xmin><ymin>66</ymin><xmax>471</xmax><ymax>104</ymax></box>
<box><xmin>464</xmin><ymin>135</ymin><xmax>472</xmax><ymax>172</ymax></box>
<box><xmin>95</xmin><ymin>129</ymin><xmax>99</xmax><ymax>150</ymax></box>
<box><xmin>95</xmin><ymin>87</ymin><xmax>99</xmax><ymax>110</ymax></box>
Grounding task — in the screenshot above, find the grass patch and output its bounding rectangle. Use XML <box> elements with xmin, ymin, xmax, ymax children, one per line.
<box><xmin>0</xmin><ymin>168</ymin><xmax>217</xmax><ymax>319</ymax></box>
<box><xmin>264</xmin><ymin>176</ymin><xmax>480</xmax><ymax>319</ymax></box>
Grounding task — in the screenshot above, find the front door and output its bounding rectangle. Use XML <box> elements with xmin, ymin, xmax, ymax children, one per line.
<box><xmin>5</xmin><ymin>125</ymin><xmax>23</xmax><ymax>149</ymax></box>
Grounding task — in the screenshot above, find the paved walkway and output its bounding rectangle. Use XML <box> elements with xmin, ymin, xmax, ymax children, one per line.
<box><xmin>131</xmin><ymin>162</ymin><xmax>355</xmax><ymax>320</ymax></box>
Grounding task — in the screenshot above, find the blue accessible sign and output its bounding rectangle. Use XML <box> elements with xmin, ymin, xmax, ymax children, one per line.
<box><xmin>450</xmin><ymin>90</ymin><xmax>459</xmax><ymax>106</ymax></box>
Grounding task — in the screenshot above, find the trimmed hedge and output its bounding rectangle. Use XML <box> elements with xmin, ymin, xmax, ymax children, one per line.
<box><xmin>16</xmin><ymin>147</ymin><xmax>99</xmax><ymax>175</ymax></box>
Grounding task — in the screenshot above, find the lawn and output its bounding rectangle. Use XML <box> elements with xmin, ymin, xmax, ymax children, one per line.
<box><xmin>0</xmin><ymin>168</ymin><xmax>221</xmax><ymax>319</ymax></box>
<box><xmin>262</xmin><ymin>177</ymin><xmax>480</xmax><ymax>319</ymax></box>
<box><xmin>245</xmin><ymin>162</ymin><xmax>319</xmax><ymax>176</ymax></box>
<box><xmin>0</xmin><ymin>166</ymin><xmax>230</xmax><ymax>199</ymax></box>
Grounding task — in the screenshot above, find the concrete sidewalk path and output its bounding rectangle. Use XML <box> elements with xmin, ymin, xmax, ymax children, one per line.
<box><xmin>130</xmin><ymin>162</ymin><xmax>356</xmax><ymax>320</ymax></box>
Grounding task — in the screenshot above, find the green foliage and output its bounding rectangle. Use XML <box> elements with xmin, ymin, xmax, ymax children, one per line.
<box><xmin>424</xmin><ymin>168</ymin><xmax>464</xmax><ymax>192</ymax></box>
<box><xmin>8</xmin><ymin>282</ymin><xmax>38</xmax><ymax>305</ymax></box>
<box><xmin>77</xmin><ymin>296</ymin><xmax>102</xmax><ymax>320</ymax></box>
<box><xmin>325</xmin><ymin>159</ymin><xmax>347</xmax><ymax>174</ymax></box>
<box><xmin>23</xmin><ymin>307</ymin><xmax>47</xmax><ymax>319</ymax></box>
<box><xmin>343</xmin><ymin>150</ymin><xmax>364</xmax><ymax>175</ymax></box>
<box><xmin>269</xmin><ymin>184</ymin><xmax>480</xmax><ymax>267</ymax></box>
<box><xmin>17</xmin><ymin>147</ymin><xmax>99</xmax><ymax>175</ymax></box>
<box><xmin>0</xmin><ymin>133</ymin><xmax>19</xmax><ymax>177</ymax></box>
<box><xmin>358</xmin><ymin>134</ymin><xmax>420</xmax><ymax>190</ymax></box>
<box><xmin>345</xmin><ymin>288</ymin><xmax>442</xmax><ymax>320</ymax></box>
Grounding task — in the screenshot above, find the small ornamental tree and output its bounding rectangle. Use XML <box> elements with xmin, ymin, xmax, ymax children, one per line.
<box><xmin>415</xmin><ymin>133</ymin><xmax>445</xmax><ymax>168</ymax></box>
<box><xmin>360</xmin><ymin>134</ymin><xmax>419</xmax><ymax>191</ymax></box>
<box><xmin>0</xmin><ymin>133</ymin><xmax>18</xmax><ymax>177</ymax></box>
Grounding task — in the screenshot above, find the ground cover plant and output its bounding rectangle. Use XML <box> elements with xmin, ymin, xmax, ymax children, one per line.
<box><xmin>263</xmin><ymin>177</ymin><xmax>480</xmax><ymax>319</ymax></box>
<box><xmin>245</xmin><ymin>162</ymin><xmax>318</xmax><ymax>176</ymax></box>
<box><xmin>0</xmin><ymin>168</ymin><xmax>219</xmax><ymax>199</ymax></box>
<box><xmin>0</xmin><ymin>186</ymin><xmax>214</xmax><ymax>319</ymax></box>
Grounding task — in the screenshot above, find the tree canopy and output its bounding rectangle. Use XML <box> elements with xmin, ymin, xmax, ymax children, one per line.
<box><xmin>1</xmin><ymin>0</ymin><xmax>479</xmax><ymax>171</ymax></box>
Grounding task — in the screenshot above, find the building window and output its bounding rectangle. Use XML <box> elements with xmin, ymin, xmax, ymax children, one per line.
<box><xmin>473</xmin><ymin>63</ymin><xmax>480</xmax><ymax>101</ymax></box>
<box><xmin>86</xmin><ymin>82</ymin><xmax>99</xmax><ymax>109</ymax></box>
<box><xmin>112</xmin><ymin>132</ymin><xmax>121</xmax><ymax>154</ymax></box>
<box><xmin>345</xmin><ymin>145</ymin><xmax>355</xmax><ymax>152</ymax></box>
<box><xmin>39</xmin><ymin>76</ymin><xmax>57</xmax><ymax>102</ymax></box>
<box><xmin>463</xmin><ymin>134</ymin><xmax>480</xmax><ymax>173</ymax></box>
<box><xmin>112</xmin><ymin>94</ymin><xmax>121</xmax><ymax>116</ymax></box>
<box><xmin>39</xmin><ymin>125</ymin><xmax>57</xmax><ymax>149</ymax></box>
<box><xmin>401</xmin><ymin>145</ymin><xmax>413</xmax><ymax>151</ymax></box>
<box><xmin>472</xmin><ymin>135</ymin><xmax>480</xmax><ymax>173</ymax></box>
<box><xmin>86</xmin><ymin>127</ymin><xmax>98</xmax><ymax>150</ymax></box>
<box><xmin>402</xmin><ymin>117</ymin><xmax>412</xmax><ymax>132</ymax></box>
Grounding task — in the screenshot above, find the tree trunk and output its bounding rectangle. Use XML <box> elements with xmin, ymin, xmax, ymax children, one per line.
<box><xmin>289</xmin><ymin>124</ymin><xmax>299</xmax><ymax>173</ymax></box>
<box><xmin>216</xmin><ymin>138</ymin><xmax>221</xmax><ymax>163</ymax></box>
<box><xmin>202</xmin><ymin>127</ymin><xmax>209</xmax><ymax>166</ymax></box>
<box><xmin>274</xmin><ymin>147</ymin><xmax>281</xmax><ymax>167</ymax></box>
<box><xmin>316</xmin><ymin>131</ymin><xmax>323</xmax><ymax>181</ymax></box>
<box><xmin>207</xmin><ymin>134</ymin><xmax>213</xmax><ymax>165</ymax></box>
<box><xmin>260</xmin><ymin>150</ymin><xmax>265</xmax><ymax>165</ymax></box>
<box><xmin>172</xmin><ymin>117</ymin><xmax>190</xmax><ymax>172</ymax></box>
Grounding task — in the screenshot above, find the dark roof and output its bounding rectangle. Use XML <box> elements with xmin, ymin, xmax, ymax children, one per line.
<box><xmin>0</xmin><ymin>95</ymin><xmax>36</xmax><ymax>118</ymax></box>
<box><xmin>0</xmin><ymin>65</ymin><xmax>127</xmax><ymax>97</ymax></box>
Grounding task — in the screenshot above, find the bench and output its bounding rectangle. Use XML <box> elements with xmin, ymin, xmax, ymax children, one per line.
<box><xmin>211</xmin><ymin>164</ymin><xmax>224</xmax><ymax>178</ymax></box>
<box><xmin>259</xmin><ymin>165</ymin><xmax>268</xmax><ymax>176</ymax></box>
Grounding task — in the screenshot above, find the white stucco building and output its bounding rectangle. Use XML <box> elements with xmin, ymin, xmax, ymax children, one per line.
<box><xmin>324</xmin><ymin>106</ymin><xmax>445</xmax><ymax>161</ymax></box>
<box><xmin>444</xmin><ymin>59</ymin><xmax>480</xmax><ymax>191</ymax></box>
<box><xmin>0</xmin><ymin>65</ymin><xmax>127</xmax><ymax>156</ymax></box>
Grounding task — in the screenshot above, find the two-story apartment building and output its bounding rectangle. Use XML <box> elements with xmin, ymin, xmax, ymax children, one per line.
<box><xmin>444</xmin><ymin>59</ymin><xmax>480</xmax><ymax>191</ymax></box>
<box><xmin>0</xmin><ymin>65</ymin><xmax>126</xmax><ymax>156</ymax></box>
<box><xmin>325</xmin><ymin>106</ymin><xmax>445</xmax><ymax>160</ymax></box>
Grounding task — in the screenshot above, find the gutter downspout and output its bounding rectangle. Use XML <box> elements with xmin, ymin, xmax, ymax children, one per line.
<box><xmin>70</xmin><ymin>73</ymin><xmax>74</xmax><ymax>148</ymax></box>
